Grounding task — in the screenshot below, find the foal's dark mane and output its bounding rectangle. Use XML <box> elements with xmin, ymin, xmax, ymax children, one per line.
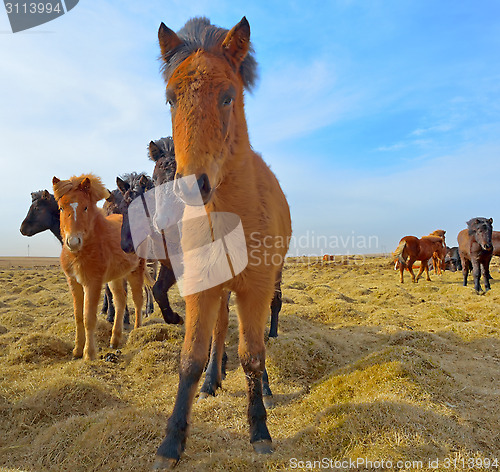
<box><xmin>120</xmin><ymin>172</ymin><xmax>154</xmax><ymax>190</ymax></box>
<box><xmin>32</xmin><ymin>190</ymin><xmax>45</xmax><ymax>201</ymax></box>
<box><xmin>31</xmin><ymin>190</ymin><xmax>54</xmax><ymax>202</ymax></box>
<box><xmin>160</xmin><ymin>16</ymin><xmax>258</xmax><ymax>91</ymax></box>
<box><xmin>149</xmin><ymin>137</ymin><xmax>177</xmax><ymax>183</ymax></box>
<box><xmin>149</xmin><ymin>137</ymin><xmax>175</xmax><ymax>160</ymax></box>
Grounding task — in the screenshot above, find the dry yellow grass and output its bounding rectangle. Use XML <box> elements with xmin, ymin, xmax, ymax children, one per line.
<box><xmin>0</xmin><ymin>256</ymin><xmax>499</xmax><ymax>471</ymax></box>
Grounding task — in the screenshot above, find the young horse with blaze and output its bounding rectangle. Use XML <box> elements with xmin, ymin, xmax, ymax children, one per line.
<box><xmin>153</xmin><ymin>16</ymin><xmax>292</xmax><ymax>468</ymax></box>
<box><xmin>53</xmin><ymin>174</ymin><xmax>146</xmax><ymax>361</ymax></box>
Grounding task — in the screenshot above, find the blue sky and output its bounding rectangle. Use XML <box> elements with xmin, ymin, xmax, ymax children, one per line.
<box><xmin>1</xmin><ymin>0</ymin><xmax>500</xmax><ymax>257</ymax></box>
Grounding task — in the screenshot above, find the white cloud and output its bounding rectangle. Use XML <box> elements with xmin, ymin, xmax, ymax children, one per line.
<box><xmin>410</xmin><ymin>123</ymin><xmax>453</xmax><ymax>136</ymax></box>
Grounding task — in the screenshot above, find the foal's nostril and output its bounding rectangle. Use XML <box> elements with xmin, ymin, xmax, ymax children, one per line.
<box><xmin>173</xmin><ymin>173</ymin><xmax>212</xmax><ymax>205</ymax></box>
<box><xmin>197</xmin><ymin>173</ymin><xmax>211</xmax><ymax>199</ymax></box>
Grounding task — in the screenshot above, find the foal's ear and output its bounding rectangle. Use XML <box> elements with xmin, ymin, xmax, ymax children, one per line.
<box><xmin>105</xmin><ymin>190</ymin><xmax>114</xmax><ymax>203</ymax></box>
<box><xmin>149</xmin><ymin>141</ymin><xmax>162</xmax><ymax>161</ymax></box>
<box><xmin>52</xmin><ymin>176</ymin><xmax>60</xmax><ymax>186</ymax></box>
<box><xmin>488</xmin><ymin>218</ymin><xmax>493</xmax><ymax>225</ymax></box>
<box><xmin>116</xmin><ymin>177</ymin><xmax>130</xmax><ymax>194</ymax></box>
<box><xmin>222</xmin><ymin>17</ymin><xmax>250</xmax><ymax>69</ymax></box>
<box><xmin>78</xmin><ymin>177</ymin><xmax>91</xmax><ymax>194</ymax></box>
<box><xmin>139</xmin><ymin>174</ymin><xmax>149</xmax><ymax>187</ymax></box>
<box><xmin>158</xmin><ymin>22</ymin><xmax>182</xmax><ymax>59</ymax></box>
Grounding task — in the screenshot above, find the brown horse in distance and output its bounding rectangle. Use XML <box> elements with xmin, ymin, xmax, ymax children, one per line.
<box><xmin>428</xmin><ymin>229</ymin><xmax>446</xmax><ymax>274</ymax></box>
<box><xmin>492</xmin><ymin>231</ymin><xmax>500</xmax><ymax>257</ymax></box>
<box><xmin>53</xmin><ymin>174</ymin><xmax>146</xmax><ymax>360</ymax></box>
<box><xmin>154</xmin><ymin>16</ymin><xmax>292</xmax><ymax>468</ymax></box>
<box><xmin>393</xmin><ymin>235</ymin><xmax>446</xmax><ymax>283</ymax></box>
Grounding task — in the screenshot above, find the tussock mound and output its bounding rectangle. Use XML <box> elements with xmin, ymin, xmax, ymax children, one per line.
<box><xmin>12</xmin><ymin>378</ymin><xmax>124</xmax><ymax>429</ymax></box>
<box><xmin>126</xmin><ymin>340</ymin><xmax>180</xmax><ymax>377</ymax></box>
<box><xmin>28</xmin><ymin>407</ymin><xmax>166</xmax><ymax>472</ymax></box>
<box><xmin>266</xmin><ymin>318</ymin><xmax>341</xmax><ymax>386</ymax></box>
<box><xmin>0</xmin><ymin>312</ymin><xmax>34</xmax><ymax>328</ymax></box>
<box><xmin>126</xmin><ymin>322</ymin><xmax>184</xmax><ymax>349</ymax></box>
<box><xmin>285</xmin><ymin>288</ymin><xmax>314</xmax><ymax>305</ymax></box>
<box><xmin>8</xmin><ymin>333</ymin><xmax>72</xmax><ymax>363</ymax></box>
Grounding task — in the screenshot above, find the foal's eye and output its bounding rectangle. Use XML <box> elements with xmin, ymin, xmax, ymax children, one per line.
<box><xmin>84</xmin><ymin>207</ymin><xmax>88</xmax><ymax>212</ymax></box>
<box><xmin>222</xmin><ymin>96</ymin><xmax>233</xmax><ymax>106</ymax></box>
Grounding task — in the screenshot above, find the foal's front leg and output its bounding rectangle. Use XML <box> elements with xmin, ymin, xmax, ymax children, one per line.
<box><xmin>155</xmin><ymin>289</ymin><xmax>221</xmax><ymax>468</ymax></box>
<box><xmin>82</xmin><ymin>280</ymin><xmax>103</xmax><ymax>360</ymax></box>
<box><xmin>269</xmin><ymin>273</ymin><xmax>282</xmax><ymax>338</ymax></box>
<box><xmin>481</xmin><ymin>259</ymin><xmax>492</xmax><ymax>292</ymax></box>
<box><xmin>67</xmin><ymin>277</ymin><xmax>84</xmax><ymax>358</ymax></box>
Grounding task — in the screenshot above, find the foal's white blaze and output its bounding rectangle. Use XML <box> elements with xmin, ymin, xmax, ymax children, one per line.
<box><xmin>70</xmin><ymin>202</ymin><xmax>78</xmax><ymax>222</ymax></box>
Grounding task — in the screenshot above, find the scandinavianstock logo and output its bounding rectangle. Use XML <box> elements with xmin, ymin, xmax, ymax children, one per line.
<box><xmin>3</xmin><ymin>0</ymin><xmax>78</xmax><ymax>33</ymax></box>
<box><xmin>128</xmin><ymin>175</ymin><xmax>248</xmax><ymax>296</ymax></box>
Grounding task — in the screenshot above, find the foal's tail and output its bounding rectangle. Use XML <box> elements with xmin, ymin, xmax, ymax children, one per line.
<box><xmin>139</xmin><ymin>258</ymin><xmax>156</xmax><ymax>288</ymax></box>
<box><xmin>144</xmin><ymin>270</ymin><xmax>155</xmax><ymax>288</ymax></box>
<box><xmin>392</xmin><ymin>240</ymin><xmax>407</xmax><ymax>266</ymax></box>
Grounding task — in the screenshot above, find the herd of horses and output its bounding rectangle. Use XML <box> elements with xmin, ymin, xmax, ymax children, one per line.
<box><xmin>20</xmin><ymin>17</ymin><xmax>292</xmax><ymax>469</ymax></box>
<box><xmin>392</xmin><ymin>218</ymin><xmax>498</xmax><ymax>294</ymax></box>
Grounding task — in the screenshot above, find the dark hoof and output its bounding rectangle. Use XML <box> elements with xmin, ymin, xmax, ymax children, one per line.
<box><xmin>263</xmin><ymin>395</ymin><xmax>274</xmax><ymax>410</ymax></box>
<box><xmin>252</xmin><ymin>439</ymin><xmax>273</xmax><ymax>454</ymax></box>
<box><xmin>152</xmin><ymin>456</ymin><xmax>178</xmax><ymax>470</ymax></box>
<box><xmin>162</xmin><ymin>313</ymin><xmax>184</xmax><ymax>325</ymax></box>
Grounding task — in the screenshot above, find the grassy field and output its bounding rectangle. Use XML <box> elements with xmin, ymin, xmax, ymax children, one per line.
<box><xmin>0</xmin><ymin>256</ymin><xmax>499</xmax><ymax>471</ymax></box>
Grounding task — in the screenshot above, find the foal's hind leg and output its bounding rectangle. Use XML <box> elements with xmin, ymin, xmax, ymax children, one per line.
<box><xmin>415</xmin><ymin>260</ymin><xmax>426</xmax><ymax>282</ymax></box>
<box><xmin>199</xmin><ymin>291</ymin><xmax>229</xmax><ymax>399</ymax></box>
<box><xmin>398</xmin><ymin>261</ymin><xmax>405</xmax><ymax>283</ymax></box>
<box><xmin>128</xmin><ymin>264</ymin><xmax>145</xmax><ymax>329</ymax></box>
<box><xmin>108</xmin><ymin>278</ymin><xmax>127</xmax><ymax>349</ymax></box>
<box><xmin>102</xmin><ymin>284</ymin><xmax>112</xmax><ymax>321</ymax></box>
<box><xmin>407</xmin><ymin>257</ymin><xmax>417</xmax><ymax>283</ymax></box>
<box><xmin>424</xmin><ymin>260</ymin><xmax>432</xmax><ymax>281</ymax></box>
<box><xmin>153</xmin><ymin>263</ymin><xmax>183</xmax><ymax>324</ymax></box>
<box><xmin>235</xmin><ymin>287</ymin><xmax>274</xmax><ymax>454</ymax></box>
<box><xmin>145</xmin><ymin>286</ymin><xmax>155</xmax><ymax>316</ymax></box>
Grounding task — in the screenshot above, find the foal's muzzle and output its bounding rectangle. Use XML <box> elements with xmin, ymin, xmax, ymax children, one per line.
<box><xmin>174</xmin><ymin>173</ymin><xmax>212</xmax><ymax>205</ymax></box>
<box><xmin>65</xmin><ymin>235</ymin><xmax>82</xmax><ymax>252</ymax></box>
